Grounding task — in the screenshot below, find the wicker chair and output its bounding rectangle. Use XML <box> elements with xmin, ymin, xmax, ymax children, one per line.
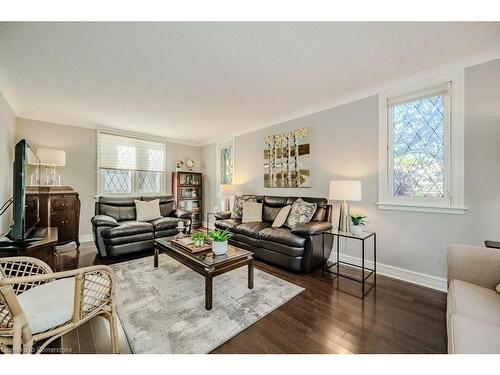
<box><xmin>0</xmin><ymin>256</ymin><xmax>119</xmax><ymax>354</ymax></box>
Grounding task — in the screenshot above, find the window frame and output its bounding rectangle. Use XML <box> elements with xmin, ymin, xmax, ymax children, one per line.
<box><xmin>377</xmin><ymin>71</ymin><xmax>466</xmax><ymax>214</ymax></box>
<box><xmin>96</xmin><ymin>130</ymin><xmax>167</xmax><ymax>197</ymax></box>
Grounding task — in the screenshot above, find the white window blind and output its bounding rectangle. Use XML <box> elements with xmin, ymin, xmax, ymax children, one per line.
<box><xmin>98</xmin><ymin>132</ymin><xmax>166</xmax><ymax>195</ymax></box>
<box><xmin>98</xmin><ymin>132</ymin><xmax>165</xmax><ymax>172</ymax></box>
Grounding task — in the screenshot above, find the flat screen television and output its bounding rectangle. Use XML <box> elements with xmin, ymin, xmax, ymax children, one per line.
<box><xmin>9</xmin><ymin>139</ymin><xmax>40</xmax><ymax>241</ymax></box>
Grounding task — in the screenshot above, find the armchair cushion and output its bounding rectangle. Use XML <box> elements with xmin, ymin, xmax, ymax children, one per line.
<box><xmin>17</xmin><ymin>277</ymin><xmax>75</xmax><ymax>334</ymax></box>
<box><xmin>215</xmin><ymin>218</ymin><xmax>241</xmax><ymax>231</ymax></box>
<box><xmin>214</xmin><ymin>211</ymin><xmax>231</xmax><ymax>220</ymax></box>
<box><xmin>291</xmin><ymin>221</ymin><xmax>333</xmax><ymax>236</ymax></box>
<box><xmin>91</xmin><ymin>215</ymin><xmax>119</xmax><ymax>228</ymax></box>
<box><xmin>170</xmin><ymin>209</ymin><xmax>192</xmax><ymax>219</ymax></box>
<box><xmin>101</xmin><ymin>221</ymin><xmax>153</xmax><ymax>239</ymax></box>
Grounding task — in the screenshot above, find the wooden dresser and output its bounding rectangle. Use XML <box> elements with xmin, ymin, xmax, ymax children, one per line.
<box><xmin>26</xmin><ymin>186</ymin><xmax>81</xmax><ymax>247</ymax></box>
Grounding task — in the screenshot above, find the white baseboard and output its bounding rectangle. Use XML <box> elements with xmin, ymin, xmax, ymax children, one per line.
<box><xmin>79</xmin><ymin>234</ymin><xmax>94</xmax><ymax>244</ymax></box>
<box><xmin>335</xmin><ymin>253</ymin><xmax>447</xmax><ymax>292</ymax></box>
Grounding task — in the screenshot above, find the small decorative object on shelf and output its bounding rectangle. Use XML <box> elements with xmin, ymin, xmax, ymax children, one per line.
<box><xmin>208</xmin><ymin>228</ymin><xmax>232</xmax><ymax>255</ymax></box>
<box><xmin>350</xmin><ymin>213</ymin><xmax>367</xmax><ymax>236</ymax></box>
<box><xmin>176</xmin><ymin>160</ymin><xmax>184</xmax><ymax>171</ymax></box>
<box><xmin>191</xmin><ymin>232</ymin><xmax>206</xmax><ymax>247</ymax></box>
<box><xmin>186</xmin><ymin>159</ymin><xmax>195</xmax><ymax>171</ymax></box>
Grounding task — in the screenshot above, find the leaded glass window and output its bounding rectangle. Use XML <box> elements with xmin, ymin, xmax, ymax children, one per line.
<box><xmin>219</xmin><ymin>144</ymin><xmax>233</xmax><ymax>185</ymax></box>
<box><xmin>392</xmin><ymin>95</ymin><xmax>445</xmax><ymax>198</ymax></box>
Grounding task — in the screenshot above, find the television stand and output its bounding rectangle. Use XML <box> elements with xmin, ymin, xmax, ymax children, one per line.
<box><xmin>0</xmin><ymin>227</ymin><xmax>59</xmax><ymax>271</ymax></box>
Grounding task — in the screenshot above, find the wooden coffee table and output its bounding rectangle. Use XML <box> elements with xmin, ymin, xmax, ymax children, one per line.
<box><xmin>154</xmin><ymin>239</ymin><xmax>254</xmax><ymax>310</ymax></box>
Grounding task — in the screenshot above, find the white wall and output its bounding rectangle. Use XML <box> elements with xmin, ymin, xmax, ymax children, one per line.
<box><xmin>15</xmin><ymin>118</ymin><xmax>201</xmax><ymax>240</ymax></box>
<box><xmin>202</xmin><ymin>58</ymin><xmax>500</xmax><ymax>286</ymax></box>
<box><xmin>0</xmin><ymin>91</ymin><xmax>16</xmax><ymax>236</ymax></box>
<box><xmin>201</xmin><ymin>142</ymin><xmax>217</xmax><ymax>226</ymax></box>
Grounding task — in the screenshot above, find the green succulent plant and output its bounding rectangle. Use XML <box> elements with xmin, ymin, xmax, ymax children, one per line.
<box><xmin>191</xmin><ymin>232</ymin><xmax>206</xmax><ymax>241</ymax></box>
<box><xmin>350</xmin><ymin>214</ymin><xmax>368</xmax><ymax>226</ymax></box>
<box><xmin>208</xmin><ymin>228</ymin><xmax>233</xmax><ymax>242</ymax></box>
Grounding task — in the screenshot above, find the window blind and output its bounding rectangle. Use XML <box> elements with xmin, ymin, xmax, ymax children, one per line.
<box><xmin>98</xmin><ymin>132</ymin><xmax>166</xmax><ymax>172</ymax></box>
<box><xmin>387</xmin><ymin>82</ymin><xmax>451</xmax><ymax>107</ymax></box>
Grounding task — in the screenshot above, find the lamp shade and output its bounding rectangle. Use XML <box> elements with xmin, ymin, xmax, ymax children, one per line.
<box><xmin>37</xmin><ymin>148</ymin><xmax>66</xmax><ymax>167</ymax></box>
<box><xmin>329</xmin><ymin>180</ymin><xmax>362</xmax><ymax>201</ymax></box>
<box><xmin>220</xmin><ymin>184</ymin><xmax>236</xmax><ymax>197</ymax></box>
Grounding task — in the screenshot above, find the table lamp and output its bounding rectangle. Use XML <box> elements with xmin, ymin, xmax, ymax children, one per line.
<box><xmin>329</xmin><ymin>180</ymin><xmax>362</xmax><ymax>233</ymax></box>
<box><xmin>37</xmin><ymin>148</ymin><xmax>66</xmax><ymax>186</ymax></box>
<box><xmin>220</xmin><ymin>184</ymin><xmax>236</xmax><ymax>211</ymax></box>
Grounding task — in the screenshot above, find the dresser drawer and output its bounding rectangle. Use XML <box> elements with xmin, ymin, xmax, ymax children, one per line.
<box><xmin>50</xmin><ymin>196</ymin><xmax>77</xmax><ymax>213</ymax></box>
<box><xmin>50</xmin><ymin>212</ymin><xmax>77</xmax><ymax>243</ymax></box>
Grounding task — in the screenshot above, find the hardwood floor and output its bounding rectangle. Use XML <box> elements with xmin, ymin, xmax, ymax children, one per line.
<box><xmin>56</xmin><ymin>242</ymin><xmax>447</xmax><ymax>354</ymax></box>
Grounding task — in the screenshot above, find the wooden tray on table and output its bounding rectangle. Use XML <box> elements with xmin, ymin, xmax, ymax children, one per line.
<box><xmin>171</xmin><ymin>237</ymin><xmax>212</xmax><ymax>253</ymax></box>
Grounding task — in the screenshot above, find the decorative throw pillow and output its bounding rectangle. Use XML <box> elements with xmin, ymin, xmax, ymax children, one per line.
<box><xmin>272</xmin><ymin>205</ymin><xmax>291</xmax><ymax>227</ymax></box>
<box><xmin>496</xmin><ymin>284</ymin><xmax>500</xmax><ymax>294</ymax></box>
<box><xmin>242</xmin><ymin>202</ymin><xmax>263</xmax><ymax>223</ymax></box>
<box><xmin>231</xmin><ymin>195</ymin><xmax>256</xmax><ymax>219</ymax></box>
<box><xmin>135</xmin><ymin>199</ymin><xmax>162</xmax><ymax>222</ymax></box>
<box><xmin>285</xmin><ymin>198</ymin><xmax>317</xmax><ymax>229</ymax></box>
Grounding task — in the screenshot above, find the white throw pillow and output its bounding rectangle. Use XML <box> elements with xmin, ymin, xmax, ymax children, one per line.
<box><xmin>135</xmin><ymin>199</ymin><xmax>162</xmax><ymax>221</ymax></box>
<box><xmin>241</xmin><ymin>202</ymin><xmax>263</xmax><ymax>223</ymax></box>
<box><xmin>272</xmin><ymin>205</ymin><xmax>291</xmax><ymax>227</ymax></box>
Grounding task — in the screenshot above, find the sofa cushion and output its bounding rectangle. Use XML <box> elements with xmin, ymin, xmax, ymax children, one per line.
<box><xmin>231</xmin><ymin>195</ymin><xmax>256</xmax><ymax>219</ymax></box>
<box><xmin>258</xmin><ymin>227</ymin><xmax>306</xmax><ymax>248</ymax></box>
<box><xmin>135</xmin><ymin>199</ymin><xmax>162</xmax><ymax>221</ymax></box>
<box><xmin>449</xmin><ymin>314</ymin><xmax>500</xmax><ymax>354</ymax></box>
<box><xmin>272</xmin><ymin>205</ymin><xmax>291</xmax><ymax>227</ymax></box>
<box><xmin>17</xmin><ymin>278</ymin><xmax>75</xmax><ymax>334</ymax></box>
<box><xmin>285</xmin><ymin>198</ymin><xmax>317</xmax><ymax>229</ymax></box>
<box><xmin>242</xmin><ymin>202</ymin><xmax>263</xmax><ymax>223</ymax></box>
<box><xmin>149</xmin><ymin>217</ymin><xmax>182</xmax><ymax>231</ymax></box>
<box><xmin>258</xmin><ymin>239</ymin><xmax>304</xmax><ymax>258</ymax></box>
<box><xmin>215</xmin><ymin>218</ymin><xmax>241</xmax><ymax>231</ymax></box>
<box><xmin>447</xmin><ymin>279</ymin><xmax>500</xmax><ymax>327</ymax></box>
<box><xmin>101</xmin><ymin>221</ymin><xmax>154</xmax><ymax>239</ymax></box>
<box><xmin>235</xmin><ymin>222</ymin><xmax>271</xmax><ymax>237</ymax></box>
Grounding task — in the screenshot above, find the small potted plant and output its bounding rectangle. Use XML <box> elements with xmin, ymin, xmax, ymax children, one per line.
<box><xmin>208</xmin><ymin>228</ymin><xmax>232</xmax><ymax>255</ymax></box>
<box><xmin>191</xmin><ymin>232</ymin><xmax>206</xmax><ymax>247</ymax></box>
<box><xmin>350</xmin><ymin>214</ymin><xmax>367</xmax><ymax>236</ymax></box>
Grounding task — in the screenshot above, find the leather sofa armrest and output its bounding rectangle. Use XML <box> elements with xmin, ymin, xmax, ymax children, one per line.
<box><xmin>448</xmin><ymin>244</ymin><xmax>500</xmax><ymax>289</ymax></box>
<box><xmin>170</xmin><ymin>209</ymin><xmax>192</xmax><ymax>219</ymax></box>
<box><xmin>214</xmin><ymin>211</ymin><xmax>232</xmax><ymax>220</ymax></box>
<box><xmin>291</xmin><ymin>221</ymin><xmax>332</xmax><ymax>236</ymax></box>
<box><xmin>91</xmin><ymin>215</ymin><xmax>119</xmax><ymax>228</ymax></box>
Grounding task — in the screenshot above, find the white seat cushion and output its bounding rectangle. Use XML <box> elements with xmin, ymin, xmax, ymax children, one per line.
<box><xmin>449</xmin><ymin>314</ymin><xmax>500</xmax><ymax>354</ymax></box>
<box><xmin>447</xmin><ymin>279</ymin><xmax>500</xmax><ymax>327</ymax></box>
<box><xmin>17</xmin><ymin>278</ymin><xmax>75</xmax><ymax>334</ymax></box>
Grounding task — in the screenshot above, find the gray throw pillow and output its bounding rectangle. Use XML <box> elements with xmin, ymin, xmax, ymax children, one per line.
<box><xmin>231</xmin><ymin>195</ymin><xmax>256</xmax><ymax>219</ymax></box>
<box><xmin>285</xmin><ymin>198</ymin><xmax>317</xmax><ymax>229</ymax></box>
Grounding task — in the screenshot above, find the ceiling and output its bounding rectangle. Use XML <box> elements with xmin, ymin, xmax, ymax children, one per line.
<box><xmin>1</xmin><ymin>22</ymin><xmax>499</xmax><ymax>145</ymax></box>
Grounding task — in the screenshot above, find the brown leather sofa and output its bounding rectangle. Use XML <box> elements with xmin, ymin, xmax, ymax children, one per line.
<box><xmin>91</xmin><ymin>195</ymin><xmax>192</xmax><ymax>257</ymax></box>
<box><xmin>214</xmin><ymin>195</ymin><xmax>333</xmax><ymax>272</ymax></box>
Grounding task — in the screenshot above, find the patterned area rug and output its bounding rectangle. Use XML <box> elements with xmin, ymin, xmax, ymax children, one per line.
<box><xmin>111</xmin><ymin>254</ymin><xmax>304</xmax><ymax>354</ymax></box>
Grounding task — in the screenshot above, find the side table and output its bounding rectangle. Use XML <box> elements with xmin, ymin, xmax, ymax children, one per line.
<box><xmin>322</xmin><ymin>229</ymin><xmax>376</xmax><ymax>298</ymax></box>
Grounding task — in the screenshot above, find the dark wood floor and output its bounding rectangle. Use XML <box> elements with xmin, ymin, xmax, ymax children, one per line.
<box><xmin>57</xmin><ymin>242</ymin><xmax>447</xmax><ymax>354</ymax></box>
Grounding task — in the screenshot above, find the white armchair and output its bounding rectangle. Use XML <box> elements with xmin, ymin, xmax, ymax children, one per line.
<box><xmin>0</xmin><ymin>256</ymin><xmax>119</xmax><ymax>354</ymax></box>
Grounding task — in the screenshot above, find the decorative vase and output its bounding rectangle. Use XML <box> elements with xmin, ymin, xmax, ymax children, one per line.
<box><xmin>350</xmin><ymin>225</ymin><xmax>363</xmax><ymax>237</ymax></box>
<box><xmin>212</xmin><ymin>240</ymin><xmax>228</xmax><ymax>255</ymax></box>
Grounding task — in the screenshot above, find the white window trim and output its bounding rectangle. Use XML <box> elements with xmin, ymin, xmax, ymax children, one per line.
<box><xmin>215</xmin><ymin>138</ymin><xmax>235</xmax><ymax>196</ymax></box>
<box><xmin>96</xmin><ymin>129</ymin><xmax>167</xmax><ymax>197</ymax></box>
<box><xmin>377</xmin><ymin>70</ymin><xmax>466</xmax><ymax>214</ymax></box>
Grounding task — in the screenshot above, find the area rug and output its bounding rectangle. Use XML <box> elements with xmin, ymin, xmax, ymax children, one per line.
<box><xmin>111</xmin><ymin>254</ymin><xmax>304</xmax><ymax>354</ymax></box>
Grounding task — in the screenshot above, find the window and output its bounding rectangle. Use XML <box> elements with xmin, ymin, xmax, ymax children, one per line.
<box><xmin>217</xmin><ymin>140</ymin><xmax>233</xmax><ymax>186</ymax></box>
<box><xmin>378</xmin><ymin>73</ymin><xmax>465</xmax><ymax>214</ymax></box>
<box><xmin>98</xmin><ymin>132</ymin><xmax>166</xmax><ymax>196</ymax></box>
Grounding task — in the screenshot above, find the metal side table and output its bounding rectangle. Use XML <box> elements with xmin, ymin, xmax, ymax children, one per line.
<box><xmin>322</xmin><ymin>229</ymin><xmax>376</xmax><ymax>298</ymax></box>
